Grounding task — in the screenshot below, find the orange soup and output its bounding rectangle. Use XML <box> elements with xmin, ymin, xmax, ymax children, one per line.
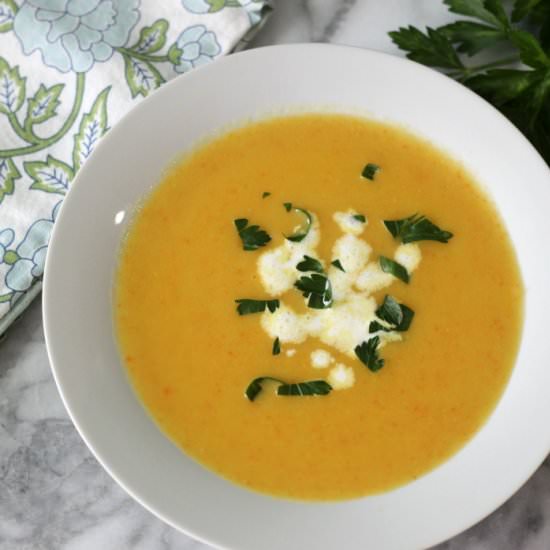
<box><xmin>115</xmin><ymin>114</ymin><xmax>523</xmax><ymax>500</ymax></box>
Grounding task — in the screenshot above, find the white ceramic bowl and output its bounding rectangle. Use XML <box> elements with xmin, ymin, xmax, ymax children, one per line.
<box><xmin>43</xmin><ymin>44</ymin><xmax>550</xmax><ymax>550</ymax></box>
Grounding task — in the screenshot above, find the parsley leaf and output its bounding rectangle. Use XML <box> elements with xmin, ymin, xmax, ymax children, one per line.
<box><xmin>245</xmin><ymin>377</ymin><xmax>332</xmax><ymax>401</ymax></box>
<box><xmin>283</xmin><ymin>202</ymin><xmax>292</xmax><ymax>212</ymax></box>
<box><xmin>384</xmin><ymin>214</ymin><xmax>453</xmax><ymax>243</ymax></box>
<box><xmin>331</xmin><ymin>259</ymin><xmax>346</xmax><ymax>272</ymax></box>
<box><xmin>272</xmin><ymin>337</ymin><xmax>281</xmax><ymax>355</ymax></box>
<box><xmin>234</xmin><ymin>218</ymin><xmax>271</xmax><ymax>251</ymax></box>
<box><xmin>379</xmin><ymin>256</ymin><xmax>410</xmax><ymax>283</ymax></box>
<box><xmin>361</xmin><ymin>163</ymin><xmax>381</xmax><ymax>180</ymax></box>
<box><xmin>245</xmin><ymin>376</ymin><xmax>283</xmax><ymax>401</ymax></box>
<box><xmin>444</xmin><ymin>0</ymin><xmax>508</xmax><ymax>27</ymax></box>
<box><xmin>512</xmin><ymin>0</ymin><xmax>543</xmax><ymax>23</ymax></box>
<box><xmin>262</xmin><ymin>192</ymin><xmax>271</xmax><ymax>198</ymax></box>
<box><xmin>369</xmin><ymin>295</ymin><xmax>415</xmax><ymax>333</ymax></box>
<box><xmin>295</xmin><ymin>273</ymin><xmax>333</xmax><ymax>309</ymax></box>
<box><xmin>355</xmin><ymin>337</ymin><xmax>385</xmax><ymax>372</ymax></box>
<box><xmin>277</xmin><ymin>380</ymin><xmax>332</xmax><ymax>396</ymax></box>
<box><xmin>353</xmin><ymin>214</ymin><xmax>366</xmax><ymax>222</ymax></box>
<box><xmin>296</xmin><ymin>255</ymin><xmax>324</xmax><ymax>273</ymax></box>
<box><xmin>235</xmin><ymin>299</ymin><xmax>280</xmax><ymax>315</ymax></box>
<box><xmin>439</xmin><ymin>21</ymin><xmax>508</xmax><ymax>56</ymax></box>
<box><xmin>285</xmin><ymin>206</ymin><xmax>313</xmax><ymax>243</ymax></box>
<box><xmin>389</xmin><ymin>26</ymin><xmax>464</xmax><ymax>70</ymax></box>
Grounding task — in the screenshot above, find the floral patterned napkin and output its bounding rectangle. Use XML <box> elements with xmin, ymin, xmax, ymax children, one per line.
<box><xmin>0</xmin><ymin>0</ymin><xmax>271</xmax><ymax>338</ymax></box>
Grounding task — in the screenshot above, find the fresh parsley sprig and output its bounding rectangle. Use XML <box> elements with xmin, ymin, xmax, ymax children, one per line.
<box><xmin>389</xmin><ymin>0</ymin><xmax>550</xmax><ymax>164</ymax></box>
<box><xmin>245</xmin><ymin>377</ymin><xmax>332</xmax><ymax>401</ymax></box>
<box><xmin>234</xmin><ymin>218</ymin><xmax>271</xmax><ymax>251</ymax></box>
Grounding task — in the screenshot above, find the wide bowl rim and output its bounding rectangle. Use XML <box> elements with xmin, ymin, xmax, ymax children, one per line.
<box><xmin>43</xmin><ymin>43</ymin><xmax>550</xmax><ymax>550</ymax></box>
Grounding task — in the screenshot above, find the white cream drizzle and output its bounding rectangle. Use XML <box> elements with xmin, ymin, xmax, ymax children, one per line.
<box><xmin>257</xmin><ymin>209</ymin><xmax>422</xmax><ymax>390</ymax></box>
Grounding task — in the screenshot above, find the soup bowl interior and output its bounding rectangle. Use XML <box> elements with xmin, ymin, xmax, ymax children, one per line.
<box><xmin>43</xmin><ymin>44</ymin><xmax>550</xmax><ymax>550</ymax></box>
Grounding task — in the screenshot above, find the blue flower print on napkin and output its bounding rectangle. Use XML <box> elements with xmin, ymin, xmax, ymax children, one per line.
<box><xmin>181</xmin><ymin>0</ymin><xmax>265</xmax><ymax>24</ymax></box>
<box><xmin>13</xmin><ymin>0</ymin><xmax>140</xmax><ymax>73</ymax></box>
<box><xmin>0</xmin><ymin>229</ymin><xmax>15</xmax><ymax>264</ymax></box>
<box><xmin>169</xmin><ymin>24</ymin><xmax>221</xmax><ymax>73</ymax></box>
<box><xmin>2</xmin><ymin>201</ymin><xmax>61</xmax><ymax>295</ymax></box>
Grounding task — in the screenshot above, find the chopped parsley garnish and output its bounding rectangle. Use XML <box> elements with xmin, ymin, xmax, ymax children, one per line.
<box><xmin>353</xmin><ymin>214</ymin><xmax>366</xmax><ymax>222</ymax></box>
<box><xmin>283</xmin><ymin>202</ymin><xmax>293</xmax><ymax>212</ymax></box>
<box><xmin>285</xmin><ymin>207</ymin><xmax>313</xmax><ymax>243</ymax></box>
<box><xmin>331</xmin><ymin>259</ymin><xmax>345</xmax><ymax>272</ymax></box>
<box><xmin>383</xmin><ymin>214</ymin><xmax>453</xmax><ymax>244</ymax></box>
<box><xmin>272</xmin><ymin>337</ymin><xmax>280</xmax><ymax>355</ymax></box>
<box><xmin>369</xmin><ymin>295</ymin><xmax>415</xmax><ymax>333</ymax></box>
<box><xmin>379</xmin><ymin>256</ymin><xmax>410</xmax><ymax>283</ymax></box>
<box><xmin>235</xmin><ymin>299</ymin><xmax>280</xmax><ymax>315</ymax></box>
<box><xmin>245</xmin><ymin>377</ymin><xmax>282</xmax><ymax>401</ymax></box>
<box><xmin>295</xmin><ymin>273</ymin><xmax>333</xmax><ymax>309</ymax></box>
<box><xmin>278</xmin><ymin>380</ymin><xmax>333</xmax><ymax>396</ymax></box>
<box><xmin>296</xmin><ymin>255</ymin><xmax>324</xmax><ymax>273</ymax></box>
<box><xmin>234</xmin><ymin>218</ymin><xmax>272</xmax><ymax>250</ymax></box>
<box><xmin>262</xmin><ymin>192</ymin><xmax>271</xmax><ymax>198</ymax></box>
<box><xmin>355</xmin><ymin>337</ymin><xmax>385</xmax><ymax>372</ymax></box>
<box><xmin>362</xmin><ymin>163</ymin><xmax>380</xmax><ymax>180</ymax></box>
<box><xmin>245</xmin><ymin>377</ymin><xmax>332</xmax><ymax>401</ymax></box>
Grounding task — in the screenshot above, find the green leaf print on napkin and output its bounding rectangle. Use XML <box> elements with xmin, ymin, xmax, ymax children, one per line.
<box><xmin>25</xmin><ymin>156</ymin><xmax>74</xmax><ymax>196</ymax></box>
<box><xmin>73</xmin><ymin>88</ymin><xmax>111</xmax><ymax>172</ymax></box>
<box><xmin>0</xmin><ymin>0</ymin><xmax>17</xmax><ymax>34</ymax></box>
<box><xmin>0</xmin><ymin>158</ymin><xmax>20</xmax><ymax>203</ymax></box>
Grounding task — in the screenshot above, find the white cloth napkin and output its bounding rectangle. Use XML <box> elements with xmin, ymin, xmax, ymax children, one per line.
<box><xmin>0</xmin><ymin>0</ymin><xmax>271</xmax><ymax>336</ymax></box>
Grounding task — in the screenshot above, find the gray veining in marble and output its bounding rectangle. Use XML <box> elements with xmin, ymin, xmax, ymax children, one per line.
<box><xmin>2</xmin><ymin>1</ymin><xmax>550</xmax><ymax>549</ymax></box>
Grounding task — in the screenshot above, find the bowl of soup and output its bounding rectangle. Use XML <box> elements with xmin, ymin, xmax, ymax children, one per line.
<box><xmin>43</xmin><ymin>44</ymin><xmax>550</xmax><ymax>550</ymax></box>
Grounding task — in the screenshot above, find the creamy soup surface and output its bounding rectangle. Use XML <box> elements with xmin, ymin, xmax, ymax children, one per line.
<box><xmin>115</xmin><ymin>114</ymin><xmax>523</xmax><ymax>500</ymax></box>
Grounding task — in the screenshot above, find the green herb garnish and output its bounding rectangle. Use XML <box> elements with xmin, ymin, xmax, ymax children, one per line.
<box><xmin>245</xmin><ymin>376</ymin><xmax>282</xmax><ymax>401</ymax></box>
<box><xmin>295</xmin><ymin>274</ymin><xmax>333</xmax><ymax>309</ymax></box>
<box><xmin>272</xmin><ymin>337</ymin><xmax>281</xmax><ymax>355</ymax></box>
<box><xmin>234</xmin><ymin>218</ymin><xmax>272</xmax><ymax>251</ymax></box>
<box><xmin>384</xmin><ymin>214</ymin><xmax>453</xmax><ymax>243</ymax></box>
<box><xmin>331</xmin><ymin>259</ymin><xmax>345</xmax><ymax>272</ymax></box>
<box><xmin>277</xmin><ymin>380</ymin><xmax>332</xmax><ymax>396</ymax></box>
<box><xmin>285</xmin><ymin>207</ymin><xmax>313</xmax><ymax>243</ymax></box>
<box><xmin>235</xmin><ymin>299</ymin><xmax>280</xmax><ymax>315</ymax></box>
<box><xmin>362</xmin><ymin>163</ymin><xmax>380</xmax><ymax>180</ymax></box>
<box><xmin>369</xmin><ymin>295</ymin><xmax>415</xmax><ymax>333</ymax></box>
<box><xmin>245</xmin><ymin>377</ymin><xmax>332</xmax><ymax>401</ymax></box>
<box><xmin>353</xmin><ymin>214</ymin><xmax>366</xmax><ymax>222</ymax></box>
<box><xmin>283</xmin><ymin>202</ymin><xmax>293</xmax><ymax>212</ymax></box>
<box><xmin>355</xmin><ymin>337</ymin><xmax>385</xmax><ymax>372</ymax></box>
<box><xmin>379</xmin><ymin>256</ymin><xmax>410</xmax><ymax>283</ymax></box>
<box><xmin>389</xmin><ymin>0</ymin><xmax>550</xmax><ymax>165</ymax></box>
<box><xmin>296</xmin><ymin>255</ymin><xmax>324</xmax><ymax>273</ymax></box>
<box><xmin>262</xmin><ymin>192</ymin><xmax>271</xmax><ymax>198</ymax></box>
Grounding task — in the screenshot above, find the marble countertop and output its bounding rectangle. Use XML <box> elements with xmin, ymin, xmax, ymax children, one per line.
<box><xmin>2</xmin><ymin>1</ymin><xmax>549</xmax><ymax>549</ymax></box>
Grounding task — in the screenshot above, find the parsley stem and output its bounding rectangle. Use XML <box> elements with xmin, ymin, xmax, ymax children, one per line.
<box><xmin>448</xmin><ymin>56</ymin><xmax>521</xmax><ymax>79</ymax></box>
